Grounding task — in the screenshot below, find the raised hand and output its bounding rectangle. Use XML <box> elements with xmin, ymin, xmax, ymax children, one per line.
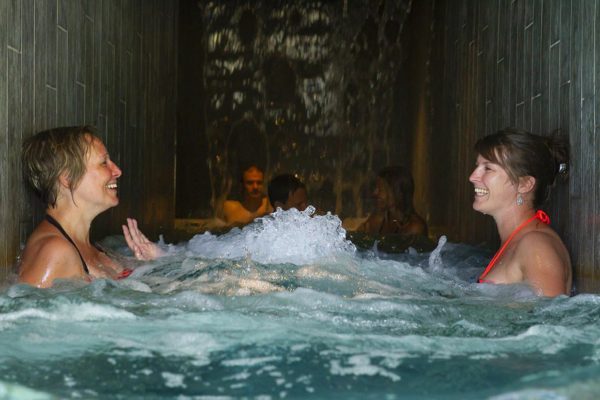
<box><xmin>122</xmin><ymin>218</ymin><xmax>164</xmax><ymax>260</ymax></box>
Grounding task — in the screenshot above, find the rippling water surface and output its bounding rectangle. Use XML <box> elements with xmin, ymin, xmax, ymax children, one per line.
<box><xmin>1</xmin><ymin>208</ymin><xmax>599</xmax><ymax>400</ymax></box>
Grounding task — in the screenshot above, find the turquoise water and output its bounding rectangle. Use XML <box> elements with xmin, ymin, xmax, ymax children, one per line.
<box><xmin>1</xmin><ymin>208</ymin><xmax>599</xmax><ymax>399</ymax></box>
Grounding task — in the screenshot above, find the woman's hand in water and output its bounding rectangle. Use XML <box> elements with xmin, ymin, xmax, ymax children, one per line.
<box><xmin>122</xmin><ymin>218</ymin><xmax>164</xmax><ymax>260</ymax></box>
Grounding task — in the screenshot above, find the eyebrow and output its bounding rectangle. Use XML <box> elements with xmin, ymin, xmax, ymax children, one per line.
<box><xmin>475</xmin><ymin>159</ymin><xmax>496</xmax><ymax>167</ymax></box>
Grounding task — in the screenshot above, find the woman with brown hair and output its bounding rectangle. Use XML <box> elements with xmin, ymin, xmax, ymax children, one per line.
<box><xmin>469</xmin><ymin>128</ymin><xmax>571</xmax><ymax>296</ymax></box>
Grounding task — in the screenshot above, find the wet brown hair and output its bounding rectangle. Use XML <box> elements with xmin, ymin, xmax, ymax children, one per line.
<box><xmin>22</xmin><ymin>126</ymin><xmax>97</xmax><ymax>207</ymax></box>
<box><xmin>474</xmin><ymin>128</ymin><xmax>569</xmax><ymax>208</ymax></box>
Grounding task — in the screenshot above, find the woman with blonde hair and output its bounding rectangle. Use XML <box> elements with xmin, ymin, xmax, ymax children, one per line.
<box><xmin>19</xmin><ymin>126</ymin><xmax>161</xmax><ymax>288</ymax></box>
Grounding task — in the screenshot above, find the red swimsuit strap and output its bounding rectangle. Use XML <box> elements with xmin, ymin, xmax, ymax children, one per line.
<box><xmin>478</xmin><ymin>210</ymin><xmax>550</xmax><ymax>283</ymax></box>
<box><xmin>117</xmin><ymin>268</ymin><xmax>133</xmax><ymax>279</ymax></box>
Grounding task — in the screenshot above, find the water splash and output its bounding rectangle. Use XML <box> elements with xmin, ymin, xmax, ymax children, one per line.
<box><xmin>186</xmin><ymin>206</ymin><xmax>356</xmax><ymax>264</ymax></box>
<box><xmin>428</xmin><ymin>235</ymin><xmax>447</xmax><ymax>272</ymax></box>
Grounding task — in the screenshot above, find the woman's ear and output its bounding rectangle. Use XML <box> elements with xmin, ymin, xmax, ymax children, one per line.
<box><xmin>58</xmin><ymin>173</ymin><xmax>70</xmax><ymax>189</ymax></box>
<box><xmin>518</xmin><ymin>175</ymin><xmax>536</xmax><ymax>194</ymax></box>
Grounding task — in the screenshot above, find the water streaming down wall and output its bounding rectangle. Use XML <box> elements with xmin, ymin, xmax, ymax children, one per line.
<box><xmin>177</xmin><ymin>0</ymin><xmax>415</xmax><ymax>219</ymax></box>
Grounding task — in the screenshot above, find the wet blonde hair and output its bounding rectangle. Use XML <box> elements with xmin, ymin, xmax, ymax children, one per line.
<box><xmin>22</xmin><ymin>126</ymin><xmax>97</xmax><ymax>207</ymax></box>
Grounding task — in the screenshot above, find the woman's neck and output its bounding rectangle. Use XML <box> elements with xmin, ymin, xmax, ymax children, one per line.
<box><xmin>494</xmin><ymin>206</ymin><xmax>536</xmax><ymax>243</ymax></box>
<box><xmin>46</xmin><ymin>205</ymin><xmax>94</xmax><ymax>244</ymax></box>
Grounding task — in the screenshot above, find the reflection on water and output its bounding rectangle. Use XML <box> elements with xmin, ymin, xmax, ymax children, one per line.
<box><xmin>1</xmin><ymin>208</ymin><xmax>599</xmax><ymax>399</ymax></box>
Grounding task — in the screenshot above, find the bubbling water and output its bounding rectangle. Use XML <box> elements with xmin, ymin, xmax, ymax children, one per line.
<box><xmin>2</xmin><ymin>208</ymin><xmax>597</xmax><ymax>400</ymax></box>
<box><xmin>186</xmin><ymin>206</ymin><xmax>356</xmax><ymax>264</ymax></box>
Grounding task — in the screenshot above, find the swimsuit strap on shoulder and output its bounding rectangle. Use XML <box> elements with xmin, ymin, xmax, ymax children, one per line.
<box><xmin>45</xmin><ymin>214</ymin><xmax>90</xmax><ymax>274</ymax></box>
<box><xmin>477</xmin><ymin>210</ymin><xmax>550</xmax><ymax>283</ymax></box>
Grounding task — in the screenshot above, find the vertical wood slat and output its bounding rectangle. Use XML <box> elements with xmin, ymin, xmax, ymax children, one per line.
<box><xmin>0</xmin><ymin>1</ymin><xmax>178</xmax><ymax>280</ymax></box>
<box><xmin>511</xmin><ymin>0</ymin><xmax>523</xmax><ymax>127</ymax></box>
<box><xmin>7</xmin><ymin>49</ymin><xmax>22</xmax><ymax>275</ymax></box>
<box><xmin>568</xmin><ymin>0</ymin><xmax>583</xmax><ymax>291</ymax></box>
<box><xmin>579</xmin><ymin>0</ymin><xmax>596</xmax><ymax>289</ymax></box>
<box><xmin>21</xmin><ymin>0</ymin><xmax>35</xmax><ymax>247</ymax></box>
<box><xmin>530</xmin><ymin>0</ymin><xmax>543</xmax><ymax>135</ymax></box>
<box><xmin>553</xmin><ymin>0</ymin><xmax>572</xmax><ymax>236</ymax></box>
<box><xmin>0</xmin><ymin>0</ymin><xmax>9</xmax><ymax>270</ymax></box>
<box><xmin>522</xmin><ymin>4</ymin><xmax>532</xmax><ymax>131</ymax></box>
<box><xmin>592</xmin><ymin>0</ymin><xmax>600</xmax><ymax>289</ymax></box>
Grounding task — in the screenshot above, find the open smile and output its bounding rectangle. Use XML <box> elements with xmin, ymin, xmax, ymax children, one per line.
<box><xmin>474</xmin><ymin>187</ymin><xmax>489</xmax><ymax>196</ymax></box>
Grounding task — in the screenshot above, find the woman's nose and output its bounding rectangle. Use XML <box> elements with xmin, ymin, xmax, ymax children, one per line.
<box><xmin>468</xmin><ymin>168</ymin><xmax>479</xmax><ymax>183</ymax></box>
<box><xmin>111</xmin><ymin>161</ymin><xmax>122</xmax><ymax>178</ymax></box>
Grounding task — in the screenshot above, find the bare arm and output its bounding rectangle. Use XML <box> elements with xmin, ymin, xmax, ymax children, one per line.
<box><xmin>122</xmin><ymin>218</ymin><xmax>165</xmax><ymax>260</ymax></box>
<box><xmin>516</xmin><ymin>232</ymin><xmax>571</xmax><ymax>297</ymax></box>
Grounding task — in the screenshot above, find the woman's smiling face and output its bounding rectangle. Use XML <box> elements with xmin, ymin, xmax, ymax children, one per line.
<box><xmin>469</xmin><ymin>154</ymin><xmax>517</xmax><ymax>215</ymax></box>
<box><xmin>71</xmin><ymin>136</ymin><xmax>122</xmax><ymax>213</ymax></box>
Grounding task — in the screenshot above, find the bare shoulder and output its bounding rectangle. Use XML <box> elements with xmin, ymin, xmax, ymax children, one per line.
<box><xmin>223</xmin><ymin>200</ymin><xmax>242</xmax><ymax>213</ymax></box>
<box><xmin>518</xmin><ymin>228</ymin><xmax>566</xmax><ymax>253</ymax></box>
<box><xmin>19</xmin><ymin>233</ymin><xmax>86</xmax><ymax>287</ymax></box>
<box><xmin>222</xmin><ymin>200</ymin><xmax>243</xmax><ymax>222</ymax></box>
<box><xmin>515</xmin><ymin>228</ymin><xmax>571</xmax><ymax>296</ymax></box>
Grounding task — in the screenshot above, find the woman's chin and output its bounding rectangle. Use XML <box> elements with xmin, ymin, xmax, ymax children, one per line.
<box><xmin>105</xmin><ymin>196</ymin><xmax>119</xmax><ymax>209</ymax></box>
<box><xmin>472</xmin><ymin>199</ymin><xmax>486</xmax><ymax>213</ymax></box>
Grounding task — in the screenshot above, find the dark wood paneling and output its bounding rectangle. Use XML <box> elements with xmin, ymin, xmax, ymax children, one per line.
<box><xmin>0</xmin><ymin>0</ymin><xmax>8</xmax><ymax>270</ymax></box>
<box><xmin>0</xmin><ymin>0</ymin><xmax>178</xmax><ymax>280</ymax></box>
<box><xmin>432</xmin><ymin>0</ymin><xmax>600</xmax><ymax>292</ymax></box>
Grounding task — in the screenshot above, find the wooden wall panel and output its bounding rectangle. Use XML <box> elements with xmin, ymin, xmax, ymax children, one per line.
<box><xmin>0</xmin><ymin>0</ymin><xmax>8</xmax><ymax>271</ymax></box>
<box><xmin>0</xmin><ymin>0</ymin><xmax>178</xmax><ymax>281</ymax></box>
<box><xmin>431</xmin><ymin>0</ymin><xmax>600</xmax><ymax>292</ymax></box>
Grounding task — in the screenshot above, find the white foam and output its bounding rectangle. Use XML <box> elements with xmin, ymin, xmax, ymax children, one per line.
<box><xmin>490</xmin><ymin>389</ymin><xmax>567</xmax><ymax>400</ymax></box>
<box><xmin>187</xmin><ymin>207</ymin><xmax>356</xmax><ymax>265</ymax></box>
<box><xmin>0</xmin><ymin>380</ymin><xmax>54</xmax><ymax>400</ymax></box>
<box><xmin>329</xmin><ymin>355</ymin><xmax>401</xmax><ymax>382</ymax></box>
<box><xmin>0</xmin><ymin>302</ymin><xmax>135</xmax><ymax>322</ymax></box>
<box><xmin>161</xmin><ymin>372</ymin><xmax>186</xmax><ymax>388</ymax></box>
<box><xmin>222</xmin><ymin>356</ymin><xmax>281</xmax><ymax>367</ymax></box>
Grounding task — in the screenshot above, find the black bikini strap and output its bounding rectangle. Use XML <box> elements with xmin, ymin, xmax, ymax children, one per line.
<box><xmin>45</xmin><ymin>214</ymin><xmax>90</xmax><ymax>274</ymax></box>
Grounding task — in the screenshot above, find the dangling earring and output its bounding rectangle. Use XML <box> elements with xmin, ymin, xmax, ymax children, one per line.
<box><xmin>516</xmin><ymin>193</ymin><xmax>524</xmax><ymax>206</ymax></box>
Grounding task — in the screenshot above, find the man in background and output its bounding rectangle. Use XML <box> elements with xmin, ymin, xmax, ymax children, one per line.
<box><xmin>222</xmin><ymin>165</ymin><xmax>273</xmax><ymax>225</ymax></box>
